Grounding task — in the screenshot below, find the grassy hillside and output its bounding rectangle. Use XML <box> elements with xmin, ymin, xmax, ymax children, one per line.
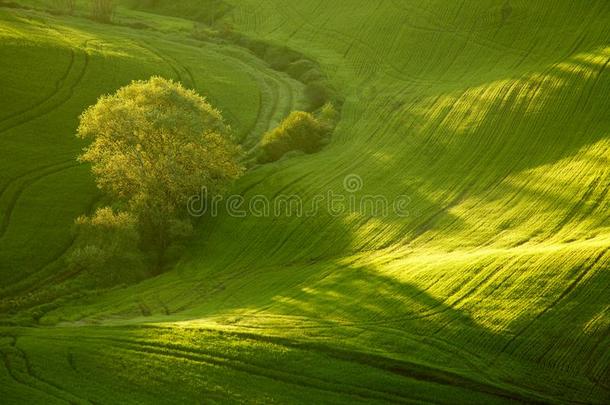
<box><xmin>1</xmin><ymin>0</ymin><xmax>609</xmax><ymax>403</ymax></box>
<box><xmin>0</xmin><ymin>5</ymin><xmax>304</xmax><ymax>296</ymax></box>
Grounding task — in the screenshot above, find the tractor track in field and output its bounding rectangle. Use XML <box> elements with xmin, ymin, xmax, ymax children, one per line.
<box><xmin>0</xmin><ymin>48</ymin><xmax>75</xmax><ymax>127</ymax></box>
<box><xmin>271</xmin><ymin>1</ymin><xmax>537</xmax><ymax>87</ymax></box>
<box><xmin>0</xmin><ymin>334</ymin><xmax>80</xmax><ymax>403</ymax></box>
<box><xmin>44</xmin><ymin>334</ymin><xmax>414</xmax><ymax>404</ymax></box>
<box><xmin>585</xmin><ymin>323</ymin><xmax>610</xmax><ymax>392</ymax></box>
<box><xmin>248</xmin><ymin>259</ymin><xmax>509</xmax><ymax>338</ymax></box>
<box><xmin>0</xmin><ymin>40</ymin><xmax>91</xmax><ymax>136</ymax></box>
<box><xmin>424</xmin><ymin>35</ymin><xmax>601</xmax><ymax>247</ymax></box>
<box><xmin>59</xmin><ymin>331</ymin><xmax>547</xmax><ymax>403</ymax></box>
<box><xmin>488</xmin><ymin>50</ymin><xmax>600</xmax><ymax>208</ymax></box>
<box><xmin>111</xmin><ymin>339</ymin><xmax>414</xmax><ymax>403</ymax></box>
<box><xmin>139</xmin><ymin>39</ymin><xmax>299</xmax><ymax>146</ymax></box>
<box><xmin>0</xmin><ymin>160</ymin><xmax>78</xmax><ymax>241</ymax></box>
<box><xmin>358</xmin><ymin>266</ymin><xmax>494</xmax><ymax>326</ymax></box>
<box><xmin>8</xmin><ymin>336</ymin><xmax>89</xmax><ymax>403</ymax></box>
<box><xmin>137</xmin><ymin>41</ymin><xmax>196</xmax><ymax>89</ymax></box>
<box><xmin>1</xmin><ymin>351</ymin><xmax>36</xmax><ymax>395</ymax></box>
<box><xmin>582</xmin><ymin>309</ymin><xmax>610</xmax><ymax>379</ymax></box>
<box><xmin>0</xmin><ymin>155</ymin><xmax>74</xmax><ymax>199</ymax></box>
<box><xmin>497</xmin><ymin>249</ymin><xmax>609</xmax><ymax>357</ymax></box>
<box><xmin>361</xmin><ymin>323</ymin><xmax>490</xmax><ymax>379</ymax></box>
<box><xmin>248</xmin><ymin>66</ymin><xmax>292</xmax><ymax>143</ymax></box>
<box><xmin>533</xmin><ymin>282</ymin><xmax>610</xmax><ymax>369</ymax></box>
<box><xmin>0</xmin><ymin>181</ymin><xmax>98</xmax><ymax>303</ymax></box>
<box><xmin>231</xmin><ymin>306</ymin><xmax>492</xmax><ymax>379</ymax></box>
<box><xmin>549</xmin><ymin>175</ymin><xmax>604</xmax><ymax>236</ymax></box>
<box><xmin>135</xmin><ymin>40</ymin><xmax>254</xmax><ymax>135</ymax></box>
<box><xmin>433</xmin><ymin>261</ymin><xmax>519</xmax><ymax>335</ymax></box>
<box><xmin>217</xmin><ymin>47</ymin><xmax>300</xmax><ymax>147</ymax></box>
<box><xmin>204</xmin><ymin>330</ymin><xmax>546</xmax><ymax>404</ymax></box>
<box><xmin>139</xmin><ymin>41</ymin><xmax>184</xmax><ymax>83</ymax></box>
<box><xmin>138</xmin><ymin>41</ymin><xmax>242</xmax><ymax>129</ymax></box>
<box><xmin>12</xmin><ymin>197</ymin><xmax>98</xmax><ymax>292</ymax></box>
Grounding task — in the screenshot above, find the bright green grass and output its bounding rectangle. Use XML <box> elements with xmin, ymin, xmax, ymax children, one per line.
<box><xmin>1</xmin><ymin>0</ymin><xmax>610</xmax><ymax>403</ymax></box>
<box><xmin>0</xmin><ymin>6</ymin><xmax>304</xmax><ymax>288</ymax></box>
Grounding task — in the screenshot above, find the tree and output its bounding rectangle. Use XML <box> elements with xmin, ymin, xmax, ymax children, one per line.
<box><xmin>77</xmin><ymin>77</ymin><xmax>243</xmax><ymax>270</ymax></box>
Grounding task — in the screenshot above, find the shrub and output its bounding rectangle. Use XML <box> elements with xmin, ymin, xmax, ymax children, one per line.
<box><xmin>286</xmin><ymin>59</ymin><xmax>319</xmax><ymax>82</ymax></box>
<box><xmin>264</xmin><ymin>46</ymin><xmax>301</xmax><ymax>71</ymax></box>
<box><xmin>318</xmin><ymin>102</ymin><xmax>339</xmax><ymax>128</ymax></box>
<box><xmin>299</xmin><ymin>68</ymin><xmax>324</xmax><ymax>84</ymax></box>
<box><xmin>73</xmin><ymin>207</ymin><xmax>139</xmax><ymax>248</ymax></box>
<box><xmin>258</xmin><ymin>111</ymin><xmax>329</xmax><ymax>163</ymax></box>
<box><xmin>238</xmin><ymin>37</ymin><xmax>268</xmax><ymax>59</ymax></box>
<box><xmin>91</xmin><ymin>0</ymin><xmax>114</xmax><ymax>23</ymax></box>
<box><xmin>129</xmin><ymin>0</ymin><xmax>231</xmax><ymax>24</ymax></box>
<box><xmin>67</xmin><ymin>208</ymin><xmax>143</xmax><ymax>283</ymax></box>
<box><xmin>305</xmin><ymin>80</ymin><xmax>336</xmax><ymax>111</ymax></box>
<box><xmin>192</xmin><ymin>23</ymin><xmax>216</xmax><ymax>41</ymax></box>
<box><xmin>51</xmin><ymin>0</ymin><xmax>75</xmax><ymax>15</ymax></box>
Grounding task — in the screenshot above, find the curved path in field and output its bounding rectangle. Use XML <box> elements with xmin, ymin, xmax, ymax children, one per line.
<box><xmin>0</xmin><ymin>41</ymin><xmax>90</xmax><ymax>136</ymax></box>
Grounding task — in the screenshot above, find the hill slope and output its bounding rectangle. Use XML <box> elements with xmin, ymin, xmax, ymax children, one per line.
<box><xmin>1</xmin><ymin>0</ymin><xmax>609</xmax><ymax>403</ymax></box>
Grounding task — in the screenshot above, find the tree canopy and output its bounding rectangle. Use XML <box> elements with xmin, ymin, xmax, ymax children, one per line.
<box><xmin>76</xmin><ymin>76</ymin><xmax>243</xmax><ymax>269</ymax></box>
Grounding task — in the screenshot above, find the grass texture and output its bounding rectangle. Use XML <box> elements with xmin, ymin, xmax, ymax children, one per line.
<box><xmin>0</xmin><ymin>0</ymin><xmax>609</xmax><ymax>403</ymax></box>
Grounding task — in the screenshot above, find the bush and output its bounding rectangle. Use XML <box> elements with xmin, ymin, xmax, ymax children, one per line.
<box><xmin>73</xmin><ymin>207</ymin><xmax>139</xmax><ymax>248</ymax></box>
<box><xmin>192</xmin><ymin>23</ymin><xmax>217</xmax><ymax>41</ymax></box>
<box><xmin>91</xmin><ymin>0</ymin><xmax>114</xmax><ymax>23</ymax></box>
<box><xmin>299</xmin><ymin>68</ymin><xmax>325</xmax><ymax>84</ymax></box>
<box><xmin>238</xmin><ymin>37</ymin><xmax>268</xmax><ymax>59</ymax></box>
<box><xmin>264</xmin><ymin>46</ymin><xmax>301</xmax><ymax>71</ymax></box>
<box><xmin>286</xmin><ymin>59</ymin><xmax>320</xmax><ymax>82</ymax></box>
<box><xmin>318</xmin><ymin>102</ymin><xmax>339</xmax><ymax>128</ymax></box>
<box><xmin>129</xmin><ymin>0</ymin><xmax>231</xmax><ymax>24</ymax></box>
<box><xmin>258</xmin><ymin>111</ymin><xmax>329</xmax><ymax>163</ymax></box>
<box><xmin>305</xmin><ymin>80</ymin><xmax>336</xmax><ymax>111</ymax></box>
<box><xmin>67</xmin><ymin>207</ymin><xmax>143</xmax><ymax>284</ymax></box>
<box><xmin>51</xmin><ymin>0</ymin><xmax>75</xmax><ymax>15</ymax></box>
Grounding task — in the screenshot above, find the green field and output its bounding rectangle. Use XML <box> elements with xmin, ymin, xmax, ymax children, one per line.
<box><xmin>1</xmin><ymin>0</ymin><xmax>609</xmax><ymax>403</ymax></box>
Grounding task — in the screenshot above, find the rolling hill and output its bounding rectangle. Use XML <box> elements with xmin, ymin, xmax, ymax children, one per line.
<box><xmin>1</xmin><ymin>0</ymin><xmax>609</xmax><ymax>403</ymax></box>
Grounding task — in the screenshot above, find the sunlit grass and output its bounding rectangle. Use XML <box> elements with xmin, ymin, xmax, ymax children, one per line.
<box><xmin>1</xmin><ymin>0</ymin><xmax>609</xmax><ymax>402</ymax></box>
